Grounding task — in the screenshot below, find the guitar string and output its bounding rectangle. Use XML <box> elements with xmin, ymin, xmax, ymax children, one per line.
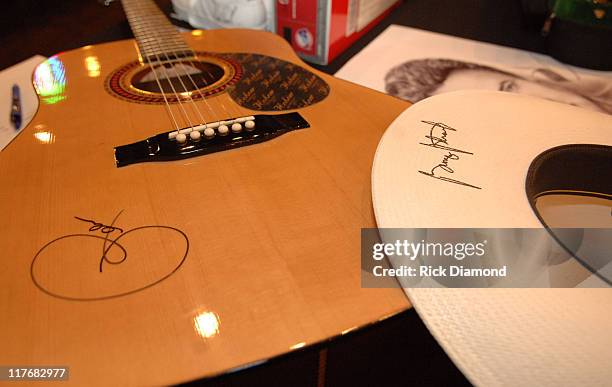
<box><xmin>185</xmin><ymin>51</ymin><xmax>247</xmax><ymax>121</ymax></box>
<box><xmin>132</xmin><ymin>1</ymin><xmax>231</xmax><ymax>132</ymax></box>
<box><xmin>154</xmin><ymin>31</ymin><xmax>248</xmax><ymax>126</ymax></box>
<box><xmin>165</xmin><ymin>34</ymin><xmax>245</xmax><ymax>123</ymax></box>
<box><xmin>137</xmin><ymin>11</ymin><xmax>210</xmax><ymax>127</ymax></box>
<box><xmin>131</xmin><ymin>0</ymin><xmax>245</xmax><ymax>123</ymax></box>
<box><xmin>147</xmin><ymin>61</ymin><xmax>181</xmax><ymax>130</ymax></box>
<box><xmin>127</xmin><ymin>0</ymin><xmax>247</xmax><ymax>133</ymax></box>
<box><xmin>154</xmin><ymin>28</ymin><xmax>226</xmax><ymax>122</ymax></box>
<box><xmin>179</xmin><ymin>58</ymin><xmax>232</xmax><ymax>123</ymax></box>
<box><xmin>131</xmin><ymin>2</ymin><xmax>196</xmax><ymax>132</ymax></box>
<box><xmin>124</xmin><ymin>2</ymin><xmax>180</xmax><ymax>131</ymax></box>
<box><xmin>127</xmin><ymin>2</ymin><xmax>188</xmax><ymax>129</ymax></box>
<box><xmin>147</xmin><ymin>9</ymin><xmax>246</xmax><ymax>122</ymax></box>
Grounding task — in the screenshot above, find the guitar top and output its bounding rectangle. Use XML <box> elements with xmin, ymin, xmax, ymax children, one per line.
<box><xmin>0</xmin><ymin>2</ymin><xmax>410</xmax><ymax>384</ymax></box>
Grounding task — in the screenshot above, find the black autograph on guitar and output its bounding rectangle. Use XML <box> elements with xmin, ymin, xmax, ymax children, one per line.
<box><xmin>30</xmin><ymin>211</ymin><xmax>189</xmax><ymax>301</ymax></box>
<box><xmin>74</xmin><ymin>215</ymin><xmax>124</xmax><ymax>234</ymax></box>
<box><xmin>418</xmin><ymin>120</ymin><xmax>482</xmax><ymax>190</ymax></box>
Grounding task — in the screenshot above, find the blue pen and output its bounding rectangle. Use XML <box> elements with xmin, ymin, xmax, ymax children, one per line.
<box><xmin>10</xmin><ymin>84</ymin><xmax>22</xmax><ymax>130</ymax></box>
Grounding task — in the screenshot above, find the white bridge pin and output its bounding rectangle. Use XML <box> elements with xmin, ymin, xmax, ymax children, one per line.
<box><xmin>245</xmin><ymin>120</ymin><xmax>255</xmax><ymax>131</ymax></box>
<box><xmin>231</xmin><ymin>123</ymin><xmax>242</xmax><ymax>133</ymax></box>
<box><xmin>190</xmin><ymin>130</ymin><xmax>201</xmax><ymax>141</ymax></box>
<box><xmin>218</xmin><ymin>125</ymin><xmax>229</xmax><ymax>135</ymax></box>
<box><xmin>176</xmin><ymin>133</ymin><xmax>187</xmax><ymax>144</ymax></box>
<box><xmin>204</xmin><ymin>128</ymin><xmax>215</xmax><ymax>138</ymax></box>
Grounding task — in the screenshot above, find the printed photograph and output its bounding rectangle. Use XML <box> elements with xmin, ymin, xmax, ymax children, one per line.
<box><xmin>337</xmin><ymin>25</ymin><xmax>612</xmax><ymax>114</ymax></box>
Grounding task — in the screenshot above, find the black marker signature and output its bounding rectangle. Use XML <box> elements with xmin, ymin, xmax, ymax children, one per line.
<box><xmin>30</xmin><ymin>211</ymin><xmax>189</xmax><ymax>301</ymax></box>
<box><xmin>74</xmin><ymin>216</ymin><xmax>124</xmax><ymax>234</ymax></box>
<box><xmin>75</xmin><ymin>210</ymin><xmax>126</xmax><ymax>273</ymax></box>
<box><xmin>418</xmin><ymin>121</ymin><xmax>473</xmax><ymax>155</ymax></box>
<box><xmin>418</xmin><ymin>120</ymin><xmax>481</xmax><ymax>190</ymax></box>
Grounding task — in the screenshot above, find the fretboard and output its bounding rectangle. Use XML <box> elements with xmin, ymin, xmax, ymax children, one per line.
<box><xmin>121</xmin><ymin>0</ymin><xmax>195</xmax><ymax>63</ymax></box>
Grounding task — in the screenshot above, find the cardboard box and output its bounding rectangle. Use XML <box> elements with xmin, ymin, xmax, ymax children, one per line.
<box><xmin>276</xmin><ymin>0</ymin><xmax>401</xmax><ymax>65</ymax></box>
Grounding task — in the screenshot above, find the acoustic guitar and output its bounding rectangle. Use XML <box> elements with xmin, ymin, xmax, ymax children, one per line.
<box><xmin>0</xmin><ymin>0</ymin><xmax>410</xmax><ymax>385</ymax></box>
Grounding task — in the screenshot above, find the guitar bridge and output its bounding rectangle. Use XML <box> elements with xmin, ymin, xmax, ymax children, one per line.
<box><xmin>114</xmin><ymin>113</ymin><xmax>309</xmax><ymax>167</ymax></box>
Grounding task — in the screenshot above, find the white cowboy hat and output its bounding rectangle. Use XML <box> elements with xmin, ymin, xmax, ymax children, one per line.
<box><xmin>372</xmin><ymin>91</ymin><xmax>612</xmax><ymax>386</ymax></box>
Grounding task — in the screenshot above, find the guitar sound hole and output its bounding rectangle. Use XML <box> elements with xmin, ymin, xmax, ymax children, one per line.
<box><xmin>131</xmin><ymin>61</ymin><xmax>225</xmax><ymax>94</ymax></box>
<box><xmin>106</xmin><ymin>54</ymin><xmax>241</xmax><ymax>104</ymax></box>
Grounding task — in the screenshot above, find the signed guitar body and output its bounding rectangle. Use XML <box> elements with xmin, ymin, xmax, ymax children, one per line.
<box><xmin>0</xmin><ymin>24</ymin><xmax>410</xmax><ymax>387</ymax></box>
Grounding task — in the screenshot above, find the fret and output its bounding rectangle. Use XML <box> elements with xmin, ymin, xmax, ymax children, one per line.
<box><xmin>121</xmin><ymin>0</ymin><xmax>195</xmax><ymax>63</ymax></box>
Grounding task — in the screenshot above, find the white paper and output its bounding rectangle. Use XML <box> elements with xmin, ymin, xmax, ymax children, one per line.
<box><xmin>336</xmin><ymin>25</ymin><xmax>612</xmax><ymax>115</ymax></box>
<box><xmin>0</xmin><ymin>55</ymin><xmax>46</xmax><ymax>151</ymax></box>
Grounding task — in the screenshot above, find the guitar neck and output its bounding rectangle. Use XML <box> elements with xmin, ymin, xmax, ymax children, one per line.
<box><xmin>121</xmin><ymin>0</ymin><xmax>195</xmax><ymax>63</ymax></box>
